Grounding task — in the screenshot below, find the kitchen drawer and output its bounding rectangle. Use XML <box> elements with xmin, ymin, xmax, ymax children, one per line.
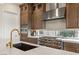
<box><xmin>64</xmin><ymin>48</ymin><xmax>77</xmax><ymax>52</ymax></box>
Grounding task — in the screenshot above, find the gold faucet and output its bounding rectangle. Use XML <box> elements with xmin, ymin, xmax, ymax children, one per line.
<box><xmin>6</xmin><ymin>29</ymin><xmax>20</xmax><ymax>48</ymax></box>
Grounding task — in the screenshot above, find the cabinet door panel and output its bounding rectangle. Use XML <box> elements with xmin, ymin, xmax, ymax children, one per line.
<box><xmin>66</xmin><ymin>3</ymin><xmax>78</xmax><ymax>28</ymax></box>
<box><xmin>20</xmin><ymin>4</ymin><xmax>32</xmax><ymax>25</ymax></box>
<box><xmin>77</xmin><ymin>4</ymin><xmax>79</xmax><ymax>27</ymax></box>
<box><xmin>76</xmin><ymin>44</ymin><xmax>79</xmax><ymax>53</ymax></box>
<box><xmin>28</xmin><ymin>38</ymin><xmax>38</xmax><ymax>44</ymax></box>
<box><xmin>20</xmin><ymin>33</ymin><xmax>28</xmax><ymax>42</ymax></box>
<box><xmin>64</xmin><ymin>42</ymin><xmax>78</xmax><ymax>53</ymax></box>
<box><xmin>32</xmin><ymin>4</ymin><xmax>46</xmax><ymax>29</ymax></box>
<box><xmin>21</xmin><ymin>11</ymin><xmax>28</xmax><ymax>24</ymax></box>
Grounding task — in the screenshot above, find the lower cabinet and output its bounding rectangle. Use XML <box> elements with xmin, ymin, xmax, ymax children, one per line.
<box><xmin>64</xmin><ymin>42</ymin><xmax>79</xmax><ymax>53</ymax></box>
<box><xmin>28</xmin><ymin>38</ymin><xmax>38</xmax><ymax>44</ymax></box>
<box><xmin>20</xmin><ymin>33</ymin><xmax>38</xmax><ymax>44</ymax></box>
<box><xmin>20</xmin><ymin>33</ymin><xmax>28</xmax><ymax>42</ymax></box>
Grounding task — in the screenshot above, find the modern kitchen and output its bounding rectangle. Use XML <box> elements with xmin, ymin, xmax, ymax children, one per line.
<box><xmin>0</xmin><ymin>3</ymin><xmax>79</xmax><ymax>55</ymax></box>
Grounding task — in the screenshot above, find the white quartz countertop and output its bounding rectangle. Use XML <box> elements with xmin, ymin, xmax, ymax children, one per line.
<box><xmin>28</xmin><ymin>35</ymin><xmax>79</xmax><ymax>44</ymax></box>
<box><xmin>28</xmin><ymin>36</ymin><xmax>39</xmax><ymax>38</ymax></box>
<box><xmin>57</xmin><ymin>38</ymin><xmax>79</xmax><ymax>44</ymax></box>
<box><xmin>0</xmin><ymin>42</ymin><xmax>79</xmax><ymax>55</ymax></box>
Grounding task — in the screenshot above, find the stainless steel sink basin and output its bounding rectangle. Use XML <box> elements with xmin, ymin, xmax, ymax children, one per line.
<box><xmin>13</xmin><ymin>43</ymin><xmax>37</xmax><ymax>51</ymax></box>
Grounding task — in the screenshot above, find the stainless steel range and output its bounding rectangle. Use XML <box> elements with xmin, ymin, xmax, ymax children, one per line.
<box><xmin>39</xmin><ymin>37</ymin><xmax>64</xmax><ymax>49</ymax></box>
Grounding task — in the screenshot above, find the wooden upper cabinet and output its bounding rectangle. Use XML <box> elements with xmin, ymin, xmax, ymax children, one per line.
<box><xmin>20</xmin><ymin>3</ymin><xmax>46</xmax><ymax>29</ymax></box>
<box><xmin>31</xmin><ymin>4</ymin><xmax>46</xmax><ymax>29</ymax></box>
<box><xmin>20</xmin><ymin>4</ymin><xmax>32</xmax><ymax>25</ymax></box>
<box><xmin>77</xmin><ymin>4</ymin><xmax>79</xmax><ymax>27</ymax></box>
<box><xmin>20</xmin><ymin>4</ymin><xmax>28</xmax><ymax>25</ymax></box>
<box><xmin>21</xmin><ymin>11</ymin><xmax>28</xmax><ymax>25</ymax></box>
<box><xmin>66</xmin><ymin>3</ymin><xmax>79</xmax><ymax>28</ymax></box>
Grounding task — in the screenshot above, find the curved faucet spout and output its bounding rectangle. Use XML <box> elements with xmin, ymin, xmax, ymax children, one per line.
<box><xmin>6</xmin><ymin>29</ymin><xmax>20</xmax><ymax>48</ymax></box>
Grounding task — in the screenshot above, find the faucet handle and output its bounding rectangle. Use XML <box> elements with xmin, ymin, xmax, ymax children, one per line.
<box><xmin>6</xmin><ymin>42</ymin><xmax>13</xmax><ymax>48</ymax></box>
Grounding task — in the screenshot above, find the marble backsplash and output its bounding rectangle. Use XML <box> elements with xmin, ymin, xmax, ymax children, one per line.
<box><xmin>30</xmin><ymin>29</ymin><xmax>79</xmax><ymax>38</ymax></box>
<box><xmin>56</xmin><ymin>29</ymin><xmax>78</xmax><ymax>38</ymax></box>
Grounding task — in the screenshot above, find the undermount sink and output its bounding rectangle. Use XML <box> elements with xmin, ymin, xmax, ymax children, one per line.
<box><xmin>13</xmin><ymin>43</ymin><xmax>37</xmax><ymax>51</ymax></box>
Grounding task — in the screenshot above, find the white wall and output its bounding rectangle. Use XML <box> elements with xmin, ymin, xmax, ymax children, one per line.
<box><xmin>0</xmin><ymin>4</ymin><xmax>20</xmax><ymax>47</ymax></box>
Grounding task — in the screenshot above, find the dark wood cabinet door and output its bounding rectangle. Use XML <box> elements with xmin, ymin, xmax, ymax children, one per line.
<box><xmin>20</xmin><ymin>5</ymin><xmax>28</xmax><ymax>25</ymax></box>
<box><xmin>66</xmin><ymin>3</ymin><xmax>78</xmax><ymax>28</ymax></box>
<box><xmin>32</xmin><ymin>4</ymin><xmax>46</xmax><ymax>29</ymax></box>
<box><xmin>20</xmin><ymin>33</ymin><xmax>28</xmax><ymax>42</ymax></box>
<box><xmin>64</xmin><ymin>42</ymin><xmax>79</xmax><ymax>53</ymax></box>
<box><xmin>76</xmin><ymin>44</ymin><xmax>79</xmax><ymax>53</ymax></box>
<box><xmin>77</xmin><ymin>4</ymin><xmax>79</xmax><ymax>27</ymax></box>
<box><xmin>20</xmin><ymin>4</ymin><xmax>33</xmax><ymax>25</ymax></box>
<box><xmin>28</xmin><ymin>38</ymin><xmax>38</xmax><ymax>44</ymax></box>
<box><xmin>20</xmin><ymin>11</ymin><xmax>28</xmax><ymax>25</ymax></box>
